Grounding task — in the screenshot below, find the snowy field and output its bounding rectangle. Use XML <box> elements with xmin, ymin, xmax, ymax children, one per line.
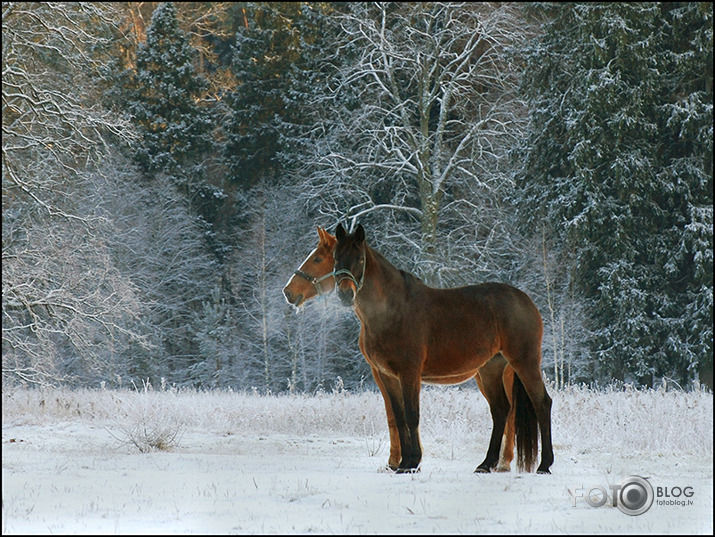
<box><xmin>2</xmin><ymin>383</ymin><xmax>713</xmax><ymax>534</ymax></box>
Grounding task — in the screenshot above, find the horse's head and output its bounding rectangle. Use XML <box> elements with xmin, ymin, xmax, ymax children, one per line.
<box><xmin>334</xmin><ymin>223</ymin><xmax>367</xmax><ymax>307</ymax></box>
<box><xmin>283</xmin><ymin>226</ymin><xmax>337</xmax><ymax>308</ymax></box>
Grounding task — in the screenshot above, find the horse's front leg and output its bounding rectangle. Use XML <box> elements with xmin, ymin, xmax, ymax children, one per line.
<box><xmin>395</xmin><ymin>371</ymin><xmax>423</xmax><ymax>473</ymax></box>
<box><xmin>370</xmin><ymin>366</ymin><xmax>401</xmax><ymax>471</ymax></box>
<box><xmin>376</xmin><ymin>370</ymin><xmax>420</xmax><ymax>473</ymax></box>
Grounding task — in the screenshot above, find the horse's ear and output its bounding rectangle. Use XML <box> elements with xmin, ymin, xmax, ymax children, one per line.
<box><xmin>324</xmin><ymin>230</ymin><xmax>336</xmax><ymax>249</ymax></box>
<box><xmin>355</xmin><ymin>223</ymin><xmax>365</xmax><ymax>242</ymax></box>
<box><xmin>335</xmin><ymin>223</ymin><xmax>346</xmax><ymax>241</ymax></box>
<box><xmin>318</xmin><ymin>225</ymin><xmax>336</xmax><ymax>248</ymax></box>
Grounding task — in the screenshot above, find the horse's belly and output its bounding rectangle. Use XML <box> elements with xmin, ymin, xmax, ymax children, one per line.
<box><xmin>421</xmin><ymin>372</ymin><xmax>478</xmax><ymax>385</ymax></box>
<box><xmin>421</xmin><ymin>342</ymin><xmax>497</xmax><ymax>383</ymax></box>
<box><xmin>360</xmin><ymin>321</ymin><xmax>498</xmax><ymax>382</ymax></box>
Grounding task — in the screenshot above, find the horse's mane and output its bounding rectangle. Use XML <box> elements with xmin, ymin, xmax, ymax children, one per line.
<box><xmin>368</xmin><ymin>245</ymin><xmax>424</xmax><ymax>288</ymax></box>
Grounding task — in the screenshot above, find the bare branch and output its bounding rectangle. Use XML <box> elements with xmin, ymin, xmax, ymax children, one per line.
<box><xmin>296</xmin><ymin>3</ymin><xmax>529</xmax><ymax>280</ymax></box>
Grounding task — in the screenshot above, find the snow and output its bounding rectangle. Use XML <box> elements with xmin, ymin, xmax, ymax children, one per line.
<box><xmin>2</xmin><ymin>385</ymin><xmax>713</xmax><ymax>534</ymax></box>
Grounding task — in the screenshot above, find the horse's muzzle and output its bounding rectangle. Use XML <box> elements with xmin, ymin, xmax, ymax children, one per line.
<box><xmin>283</xmin><ymin>288</ymin><xmax>304</xmax><ymax>307</ymax></box>
<box><xmin>337</xmin><ymin>287</ymin><xmax>355</xmax><ymax>306</ymax></box>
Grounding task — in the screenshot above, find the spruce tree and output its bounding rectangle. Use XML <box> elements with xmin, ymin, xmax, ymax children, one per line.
<box><xmin>225</xmin><ymin>2</ymin><xmax>304</xmax><ymax>189</ymax></box>
<box><xmin>518</xmin><ymin>3</ymin><xmax>713</xmax><ymax>387</ymax></box>
<box><xmin>278</xmin><ymin>3</ymin><xmax>355</xmax><ymax>177</ymax></box>
<box><xmin>656</xmin><ymin>2</ymin><xmax>713</xmax><ymax>388</ymax></box>
<box><xmin>124</xmin><ymin>2</ymin><xmax>213</xmax><ymax>186</ymax></box>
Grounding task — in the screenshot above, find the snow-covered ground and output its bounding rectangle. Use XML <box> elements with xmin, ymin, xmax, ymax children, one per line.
<box><xmin>2</xmin><ymin>384</ymin><xmax>713</xmax><ymax>534</ymax></box>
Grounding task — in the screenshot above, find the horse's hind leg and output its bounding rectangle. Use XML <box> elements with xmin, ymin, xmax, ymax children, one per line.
<box><xmin>507</xmin><ymin>354</ymin><xmax>554</xmax><ymax>474</ymax></box>
<box><xmin>498</xmin><ymin>365</ymin><xmax>516</xmax><ymax>472</ymax></box>
<box><xmin>474</xmin><ymin>354</ymin><xmax>511</xmax><ymax>473</ymax></box>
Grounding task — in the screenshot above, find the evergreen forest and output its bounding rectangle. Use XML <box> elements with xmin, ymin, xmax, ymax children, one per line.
<box><xmin>3</xmin><ymin>2</ymin><xmax>712</xmax><ymax>392</ymax></box>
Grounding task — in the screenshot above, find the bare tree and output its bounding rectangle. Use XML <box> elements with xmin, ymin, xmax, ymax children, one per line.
<box><xmin>95</xmin><ymin>158</ymin><xmax>219</xmax><ymax>385</ymax></box>
<box><xmin>230</xmin><ymin>183</ymin><xmax>322</xmax><ymax>392</ymax></box>
<box><xmin>2</xmin><ymin>2</ymin><xmax>134</xmax><ymax>214</ymax></box>
<box><xmin>2</xmin><ymin>160</ymin><xmax>148</xmax><ymax>386</ymax></box>
<box><xmin>2</xmin><ymin>2</ymin><xmax>138</xmax><ymax>385</ymax></box>
<box><xmin>298</xmin><ymin>2</ymin><xmax>530</xmax><ymax>284</ymax></box>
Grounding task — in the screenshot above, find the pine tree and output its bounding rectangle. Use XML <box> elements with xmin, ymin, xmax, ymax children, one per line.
<box><xmin>124</xmin><ymin>2</ymin><xmax>213</xmax><ymax>186</ymax></box>
<box><xmin>225</xmin><ymin>2</ymin><xmax>304</xmax><ymax>189</ymax></box>
<box><xmin>518</xmin><ymin>3</ymin><xmax>713</xmax><ymax>387</ymax></box>
<box><xmin>278</xmin><ymin>2</ymin><xmax>355</xmax><ymax>176</ymax></box>
<box><xmin>656</xmin><ymin>2</ymin><xmax>713</xmax><ymax>388</ymax></box>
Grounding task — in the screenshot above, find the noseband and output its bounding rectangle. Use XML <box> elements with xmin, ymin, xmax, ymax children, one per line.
<box><xmin>293</xmin><ymin>269</ymin><xmax>334</xmax><ymax>296</ymax></box>
<box><xmin>334</xmin><ymin>250</ymin><xmax>366</xmax><ymax>295</ymax></box>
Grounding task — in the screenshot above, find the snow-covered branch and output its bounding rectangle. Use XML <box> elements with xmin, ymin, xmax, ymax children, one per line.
<box><xmin>297</xmin><ymin>3</ymin><xmax>528</xmax><ymax>279</ymax></box>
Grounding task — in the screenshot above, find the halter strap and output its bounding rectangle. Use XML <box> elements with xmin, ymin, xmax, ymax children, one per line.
<box><xmin>333</xmin><ymin>250</ymin><xmax>366</xmax><ymax>295</ymax></box>
<box><xmin>293</xmin><ymin>269</ymin><xmax>334</xmax><ymax>296</ymax></box>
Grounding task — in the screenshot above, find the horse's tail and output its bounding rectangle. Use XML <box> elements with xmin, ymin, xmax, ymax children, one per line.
<box><xmin>513</xmin><ymin>373</ymin><xmax>538</xmax><ymax>472</ymax></box>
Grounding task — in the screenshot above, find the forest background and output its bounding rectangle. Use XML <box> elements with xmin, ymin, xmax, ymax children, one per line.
<box><xmin>2</xmin><ymin>2</ymin><xmax>712</xmax><ymax>393</ymax></box>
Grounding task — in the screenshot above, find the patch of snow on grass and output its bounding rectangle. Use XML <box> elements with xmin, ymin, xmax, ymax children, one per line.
<box><xmin>2</xmin><ymin>384</ymin><xmax>712</xmax><ymax>534</ymax></box>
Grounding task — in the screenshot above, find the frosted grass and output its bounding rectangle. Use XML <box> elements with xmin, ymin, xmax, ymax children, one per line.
<box><xmin>3</xmin><ymin>383</ymin><xmax>712</xmax><ymax>457</ymax></box>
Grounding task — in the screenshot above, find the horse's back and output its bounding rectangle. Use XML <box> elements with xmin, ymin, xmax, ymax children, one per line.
<box><xmin>425</xmin><ymin>282</ymin><xmax>542</xmax><ymax>345</ymax></box>
<box><xmin>431</xmin><ymin>282</ymin><xmax>538</xmax><ymax>314</ymax></box>
<box><xmin>466</xmin><ymin>283</ymin><xmax>544</xmax><ymax>363</ymax></box>
<box><xmin>468</xmin><ymin>282</ymin><xmax>540</xmax><ymax>319</ymax></box>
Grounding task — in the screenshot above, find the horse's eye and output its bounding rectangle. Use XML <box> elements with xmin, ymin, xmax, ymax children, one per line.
<box><xmin>313</xmin><ymin>257</ymin><xmax>323</xmax><ymax>263</ymax></box>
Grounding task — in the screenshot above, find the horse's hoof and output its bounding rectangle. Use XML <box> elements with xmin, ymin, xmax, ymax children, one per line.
<box><xmin>536</xmin><ymin>468</ymin><xmax>551</xmax><ymax>474</ymax></box>
<box><xmin>474</xmin><ymin>466</ymin><xmax>491</xmax><ymax>474</ymax></box>
<box><xmin>395</xmin><ymin>466</ymin><xmax>420</xmax><ymax>474</ymax></box>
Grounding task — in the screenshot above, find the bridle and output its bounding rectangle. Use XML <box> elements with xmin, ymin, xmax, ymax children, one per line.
<box><xmin>293</xmin><ymin>269</ymin><xmax>334</xmax><ymax>296</ymax></box>
<box><xmin>333</xmin><ymin>249</ymin><xmax>366</xmax><ymax>295</ymax></box>
<box><xmin>291</xmin><ymin>247</ymin><xmax>366</xmax><ymax>298</ymax></box>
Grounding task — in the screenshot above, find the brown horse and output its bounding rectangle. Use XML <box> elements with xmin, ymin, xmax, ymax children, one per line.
<box><xmin>283</xmin><ymin>227</ymin><xmax>519</xmax><ymax>473</ymax></box>
<box><xmin>333</xmin><ymin>223</ymin><xmax>553</xmax><ymax>474</ymax></box>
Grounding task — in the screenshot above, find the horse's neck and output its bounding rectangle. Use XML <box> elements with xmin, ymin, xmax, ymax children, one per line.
<box><xmin>369</xmin><ymin>246</ymin><xmax>425</xmax><ymax>288</ymax></box>
<box><xmin>365</xmin><ymin>246</ymin><xmax>402</xmax><ymax>286</ymax></box>
<box><xmin>356</xmin><ymin>246</ymin><xmax>409</xmax><ymax>313</ymax></box>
